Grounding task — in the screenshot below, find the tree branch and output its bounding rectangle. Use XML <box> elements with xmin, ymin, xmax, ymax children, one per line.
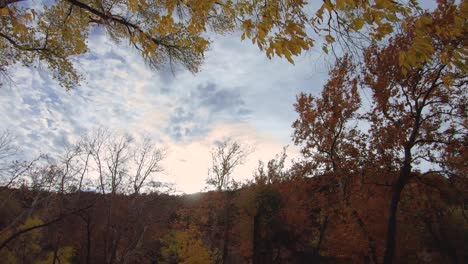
<box><xmin>0</xmin><ymin>203</ymin><xmax>94</xmax><ymax>250</ymax></box>
<box><xmin>0</xmin><ymin>0</ymin><xmax>24</xmax><ymax>9</ymax></box>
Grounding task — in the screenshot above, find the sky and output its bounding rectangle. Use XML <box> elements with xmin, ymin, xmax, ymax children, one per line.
<box><xmin>0</xmin><ymin>26</ymin><xmax>330</xmax><ymax>193</ymax></box>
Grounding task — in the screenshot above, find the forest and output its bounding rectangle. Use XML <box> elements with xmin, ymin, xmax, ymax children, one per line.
<box><xmin>0</xmin><ymin>0</ymin><xmax>467</xmax><ymax>263</ymax></box>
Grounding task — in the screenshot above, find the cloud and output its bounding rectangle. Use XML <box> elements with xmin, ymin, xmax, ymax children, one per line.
<box><xmin>165</xmin><ymin>82</ymin><xmax>251</xmax><ymax>141</ymax></box>
<box><xmin>0</xmin><ymin>27</ymin><xmax>327</xmax><ymax>193</ymax></box>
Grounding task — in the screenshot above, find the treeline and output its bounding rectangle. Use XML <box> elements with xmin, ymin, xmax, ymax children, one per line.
<box><xmin>0</xmin><ymin>129</ymin><xmax>466</xmax><ymax>263</ymax></box>
<box><xmin>0</xmin><ymin>109</ymin><xmax>466</xmax><ymax>264</ymax></box>
<box><xmin>0</xmin><ymin>158</ymin><xmax>465</xmax><ymax>263</ymax></box>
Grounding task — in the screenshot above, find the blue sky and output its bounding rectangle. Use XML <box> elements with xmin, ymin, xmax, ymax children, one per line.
<box><xmin>0</xmin><ymin>26</ymin><xmax>330</xmax><ymax>193</ymax></box>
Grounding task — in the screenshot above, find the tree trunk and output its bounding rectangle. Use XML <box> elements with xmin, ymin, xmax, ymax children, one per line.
<box><xmin>222</xmin><ymin>194</ymin><xmax>231</xmax><ymax>264</ymax></box>
<box><xmin>312</xmin><ymin>215</ymin><xmax>328</xmax><ymax>259</ymax></box>
<box><xmin>52</xmin><ymin>236</ymin><xmax>61</xmax><ymax>264</ymax></box>
<box><xmin>351</xmin><ymin>209</ymin><xmax>378</xmax><ymax>264</ymax></box>
<box><xmin>109</xmin><ymin>231</ymin><xmax>122</xmax><ymax>264</ymax></box>
<box><xmin>86</xmin><ymin>214</ymin><xmax>92</xmax><ymax>264</ymax></box>
<box><xmin>252</xmin><ymin>213</ymin><xmax>261</xmax><ymax>264</ymax></box>
<box><xmin>341</xmin><ymin>171</ymin><xmax>378</xmax><ymax>264</ymax></box>
<box><xmin>382</xmin><ymin>162</ymin><xmax>411</xmax><ymax>264</ymax></box>
<box><xmin>425</xmin><ymin>218</ymin><xmax>459</xmax><ymax>264</ymax></box>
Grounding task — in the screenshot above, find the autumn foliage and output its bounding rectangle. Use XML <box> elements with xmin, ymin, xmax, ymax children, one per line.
<box><xmin>0</xmin><ymin>0</ymin><xmax>467</xmax><ymax>264</ymax></box>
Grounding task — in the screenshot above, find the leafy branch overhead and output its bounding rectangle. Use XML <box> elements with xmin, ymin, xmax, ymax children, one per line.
<box><xmin>1</xmin><ymin>0</ymin><xmax>465</xmax><ymax>89</ymax></box>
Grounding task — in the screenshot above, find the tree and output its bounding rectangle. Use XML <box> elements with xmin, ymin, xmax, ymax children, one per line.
<box><xmin>293</xmin><ymin>2</ymin><xmax>467</xmax><ymax>263</ymax></box>
<box><xmin>206</xmin><ymin>138</ymin><xmax>251</xmax><ymax>192</ymax></box>
<box><xmin>160</xmin><ymin>225</ymin><xmax>215</xmax><ymax>264</ymax></box>
<box><xmin>253</xmin><ymin>146</ymin><xmax>289</xmax><ymax>185</ymax></box>
<box><xmin>0</xmin><ymin>130</ymin><xmax>20</xmax><ymax>187</ymax></box>
<box><xmin>0</xmin><ymin>138</ymin><xmax>67</xmax><ymax>252</ymax></box>
<box><xmin>2</xmin><ymin>0</ymin><xmax>459</xmax><ymax>89</ymax></box>
<box><xmin>206</xmin><ymin>138</ymin><xmax>251</xmax><ymax>264</ymax></box>
<box><xmin>362</xmin><ymin>4</ymin><xmax>466</xmax><ymax>262</ymax></box>
<box><xmin>0</xmin><ymin>128</ymin><xmax>170</xmax><ymax>263</ymax></box>
<box><xmin>0</xmin><ymin>130</ymin><xmax>16</xmax><ymax>161</ymax></box>
<box><xmin>293</xmin><ymin>55</ymin><xmax>362</xmax><ymax>175</ymax></box>
<box><xmin>75</xmin><ymin>128</ymin><xmax>167</xmax><ymax>263</ymax></box>
<box><xmin>78</xmin><ymin>128</ymin><xmax>166</xmax><ymax>195</ymax></box>
<box><xmin>0</xmin><ymin>0</ymin><xmax>309</xmax><ymax>88</ymax></box>
<box><xmin>0</xmin><ymin>130</ymin><xmax>98</xmax><ymax>261</ymax></box>
<box><xmin>0</xmin><ymin>216</ymin><xmax>47</xmax><ymax>263</ymax></box>
<box><xmin>251</xmin><ymin>187</ymin><xmax>282</xmax><ymax>264</ymax></box>
<box><xmin>293</xmin><ymin>56</ymin><xmax>379</xmax><ymax>263</ymax></box>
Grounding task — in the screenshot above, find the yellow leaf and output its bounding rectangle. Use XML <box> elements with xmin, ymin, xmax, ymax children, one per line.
<box><xmin>353</xmin><ymin>18</ymin><xmax>364</xmax><ymax>30</ymax></box>
<box><xmin>23</xmin><ymin>13</ymin><xmax>33</xmax><ymax>22</ymax></box>
<box><xmin>325</xmin><ymin>35</ymin><xmax>335</xmax><ymax>43</ymax></box>
<box><xmin>284</xmin><ymin>50</ymin><xmax>294</xmax><ymax>64</ymax></box>
<box><xmin>0</xmin><ymin>8</ymin><xmax>9</xmax><ymax>16</ymax></box>
<box><xmin>128</xmin><ymin>0</ymin><xmax>138</xmax><ymax>12</ymax></box>
<box><xmin>398</xmin><ymin>52</ymin><xmax>405</xmax><ymax>66</ymax></box>
<box><xmin>322</xmin><ymin>45</ymin><xmax>329</xmax><ymax>54</ymax></box>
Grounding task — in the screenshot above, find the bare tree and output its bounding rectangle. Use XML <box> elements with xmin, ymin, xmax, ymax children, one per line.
<box><xmin>0</xmin><ymin>128</ymin><xmax>167</xmax><ymax>262</ymax></box>
<box><xmin>79</xmin><ymin>128</ymin><xmax>115</xmax><ymax>195</ymax></box>
<box><xmin>73</xmin><ymin>129</ymin><xmax>167</xmax><ymax>263</ymax></box>
<box><xmin>0</xmin><ymin>131</ymin><xmax>18</xmax><ymax>185</ymax></box>
<box><xmin>0</xmin><ymin>152</ymin><xmax>93</xmax><ymax>253</ymax></box>
<box><xmin>0</xmin><ymin>130</ymin><xmax>57</xmax><ymax>195</ymax></box>
<box><xmin>131</xmin><ymin>137</ymin><xmax>166</xmax><ymax>195</ymax></box>
<box><xmin>206</xmin><ymin>138</ymin><xmax>251</xmax><ymax>192</ymax></box>
<box><xmin>0</xmin><ymin>130</ymin><xmax>17</xmax><ymax>161</ymax></box>
<box><xmin>0</xmin><ymin>131</ymin><xmax>55</xmax><ymax>232</ymax></box>
<box><xmin>78</xmin><ymin>129</ymin><xmax>166</xmax><ymax>195</ymax></box>
<box><xmin>106</xmin><ymin>133</ymin><xmax>132</xmax><ymax>195</ymax></box>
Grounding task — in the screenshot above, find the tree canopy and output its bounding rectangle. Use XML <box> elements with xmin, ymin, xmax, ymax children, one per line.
<box><xmin>1</xmin><ymin>0</ymin><xmax>465</xmax><ymax>89</ymax></box>
<box><xmin>293</xmin><ymin>2</ymin><xmax>467</xmax><ymax>262</ymax></box>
